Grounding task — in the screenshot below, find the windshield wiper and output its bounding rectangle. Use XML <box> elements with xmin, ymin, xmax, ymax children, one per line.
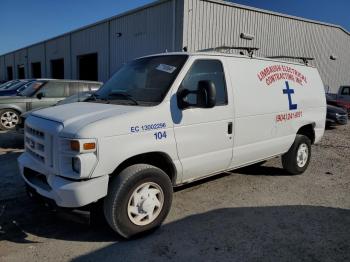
<box><xmin>108</xmin><ymin>91</ymin><xmax>139</xmax><ymax>105</ymax></box>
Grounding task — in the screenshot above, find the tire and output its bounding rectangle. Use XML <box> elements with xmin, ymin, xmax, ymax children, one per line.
<box><xmin>103</xmin><ymin>164</ymin><xmax>173</xmax><ymax>238</ymax></box>
<box><xmin>0</xmin><ymin>109</ymin><xmax>20</xmax><ymax>130</ymax></box>
<box><xmin>282</xmin><ymin>134</ymin><xmax>311</xmax><ymax>175</ymax></box>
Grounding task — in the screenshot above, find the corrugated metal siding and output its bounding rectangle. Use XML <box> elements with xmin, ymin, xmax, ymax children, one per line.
<box><xmin>183</xmin><ymin>0</ymin><xmax>350</xmax><ymax>92</ymax></box>
<box><xmin>0</xmin><ymin>0</ymin><xmax>177</xmax><ymax>82</ymax></box>
<box><xmin>0</xmin><ymin>0</ymin><xmax>349</xmax><ymax>91</ymax></box>
<box><xmin>4</xmin><ymin>54</ymin><xmax>15</xmax><ymax>80</ymax></box>
<box><xmin>28</xmin><ymin>43</ymin><xmax>46</xmax><ymax>77</ymax></box>
<box><xmin>109</xmin><ymin>0</ymin><xmax>175</xmax><ymax>75</ymax></box>
<box><xmin>0</xmin><ymin>56</ymin><xmax>4</xmax><ymax>80</ymax></box>
<box><xmin>45</xmin><ymin>35</ymin><xmax>71</xmax><ymax>79</ymax></box>
<box><xmin>183</xmin><ymin>0</ymin><xmax>311</xmax><ymax>56</ymax></box>
<box><xmin>175</xmin><ymin>0</ymin><xmax>185</xmax><ymax>52</ymax></box>
<box><xmin>71</xmin><ymin>22</ymin><xmax>109</xmax><ymax>82</ymax></box>
<box><xmin>14</xmin><ymin>49</ymin><xmax>28</xmax><ymax>79</ymax></box>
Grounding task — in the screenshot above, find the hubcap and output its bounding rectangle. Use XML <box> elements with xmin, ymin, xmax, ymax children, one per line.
<box><xmin>0</xmin><ymin>111</ymin><xmax>19</xmax><ymax>129</ymax></box>
<box><xmin>127</xmin><ymin>182</ymin><xmax>164</xmax><ymax>226</ymax></box>
<box><xmin>297</xmin><ymin>143</ymin><xmax>309</xmax><ymax>168</ymax></box>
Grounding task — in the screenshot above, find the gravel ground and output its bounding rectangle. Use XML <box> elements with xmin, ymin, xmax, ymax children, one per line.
<box><xmin>0</xmin><ymin>125</ymin><xmax>349</xmax><ymax>262</ymax></box>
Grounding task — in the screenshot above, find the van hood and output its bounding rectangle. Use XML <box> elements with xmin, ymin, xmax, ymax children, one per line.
<box><xmin>31</xmin><ymin>102</ymin><xmax>145</xmax><ymax>136</ymax></box>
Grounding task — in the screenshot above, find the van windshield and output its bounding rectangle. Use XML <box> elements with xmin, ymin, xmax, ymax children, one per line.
<box><xmin>94</xmin><ymin>55</ymin><xmax>188</xmax><ymax>106</ymax></box>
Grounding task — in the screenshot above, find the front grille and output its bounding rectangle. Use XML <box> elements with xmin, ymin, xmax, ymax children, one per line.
<box><xmin>26</xmin><ymin>125</ymin><xmax>45</xmax><ymax>138</ymax></box>
<box><xmin>26</xmin><ymin>147</ymin><xmax>45</xmax><ymax>163</ymax></box>
<box><xmin>25</xmin><ymin>124</ymin><xmax>47</xmax><ymax>165</ymax></box>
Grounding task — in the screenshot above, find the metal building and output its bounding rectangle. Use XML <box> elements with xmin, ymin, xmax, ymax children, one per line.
<box><xmin>1</xmin><ymin>0</ymin><xmax>349</xmax><ymax>92</ymax></box>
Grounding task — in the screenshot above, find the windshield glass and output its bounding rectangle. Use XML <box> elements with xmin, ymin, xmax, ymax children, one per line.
<box><xmin>94</xmin><ymin>55</ymin><xmax>188</xmax><ymax>106</ymax></box>
<box><xmin>19</xmin><ymin>81</ymin><xmax>45</xmax><ymax>97</ymax></box>
<box><xmin>6</xmin><ymin>80</ymin><xmax>32</xmax><ymax>91</ymax></box>
<box><xmin>0</xmin><ymin>80</ymin><xmax>19</xmax><ymax>90</ymax></box>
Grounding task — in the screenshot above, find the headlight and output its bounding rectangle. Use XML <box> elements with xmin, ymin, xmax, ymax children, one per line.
<box><xmin>60</xmin><ymin>138</ymin><xmax>98</xmax><ymax>178</ymax></box>
<box><xmin>72</xmin><ymin>157</ymin><xmax>81</xmax><ymax>173</ymax></box>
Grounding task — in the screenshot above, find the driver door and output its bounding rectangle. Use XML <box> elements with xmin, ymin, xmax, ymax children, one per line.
<box><xmin>173</xmin><ymin>58</ymin><xmax>234</xmax><ymax>182</ymax></box>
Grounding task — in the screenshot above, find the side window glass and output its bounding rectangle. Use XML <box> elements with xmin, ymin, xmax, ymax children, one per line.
<box><xmin>180</xmin><ymin>59</ymin><xmax>227</xmax><ymax>105</ymax></box>
<box><xmin>341</xmin><ymin>87</ymin><xmax>350</xmax><ymax>95</ymax></box>
<box><xmin>80</xmin><ymin>83</ymin><xmax>88</xmax><ymax>92</ymax></box>
<box><xmin>68</xmin><ymin>83</ymin><xmax>80</xmax><ymax>96</ymax></box>
<box><xmin>40</xmin><ymin>82</ymin><xmax>66</xmax><ymax>98</ymax></box>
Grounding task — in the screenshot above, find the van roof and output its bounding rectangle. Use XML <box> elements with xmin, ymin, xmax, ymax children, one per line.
<box><xmin>142</xmin><ymin>52</ymin><xmax>316</xmax><ymax>68</ymax></box>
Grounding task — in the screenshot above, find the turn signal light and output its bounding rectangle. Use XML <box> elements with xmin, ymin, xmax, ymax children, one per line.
<box><xmin>83</xmin><ymin>142</ymin><xmax>96</xmax><ymax>150</ymax></box>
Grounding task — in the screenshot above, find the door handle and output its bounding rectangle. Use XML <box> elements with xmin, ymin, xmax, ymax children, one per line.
<box><xmin>227</xmin><ymin>122</ymin><xmax>233</xmax><ymax>134</ymax></box>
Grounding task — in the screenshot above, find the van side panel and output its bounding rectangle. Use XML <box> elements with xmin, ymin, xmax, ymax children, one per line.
<box><xmin>225</xmin><ymin>57</ymin><xmax>326</xmax><ymax>168</ymax></box>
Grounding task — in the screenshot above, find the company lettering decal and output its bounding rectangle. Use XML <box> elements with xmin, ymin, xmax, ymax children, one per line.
<box><xmin>130</xmin><ymin>122</ymin><xmax>167</xmax><ymax>140</ymax></box>
<box><xmin>257</xmin><ymin>65</ymin><xmax>307</xmax><ymax>86</ymax></box>
<box><xmin>276</xmin><ymin>111</ymin><xmax>303</xmax><ymax>122</ymax></box>
<box><xmin>276</xmin><ymin>81</ymin><xmax>302</xmax><ymax>122</ymax></box>
<box><xmin>283</xmin><ymin>81</ymin><xmax>297</xmax><ymax>110</ymax></box>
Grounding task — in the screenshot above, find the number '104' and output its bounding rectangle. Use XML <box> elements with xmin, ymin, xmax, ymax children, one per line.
<box><xmin>154</xmin><ymin>131</ymin><xmax>167</xmax><ymax>140</ymax></box>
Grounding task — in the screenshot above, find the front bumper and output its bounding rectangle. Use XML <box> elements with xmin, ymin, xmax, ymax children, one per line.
<box><xmin>18</xmin><ymin>153</ymin><xmax>109</xmax><ymax>208</ymax></box>
<box><xmin>326</xmin><ymin>114</ymin><xmax>348</xmax><ymax>126</ymax></box>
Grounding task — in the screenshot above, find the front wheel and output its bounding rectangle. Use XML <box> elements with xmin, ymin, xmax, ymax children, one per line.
<box><xmin>282</xmin><ymin>135</ymin><xmax>311</xmax><ymax>175</ymax></box>
<box><xmin>103</xmin><ymin>164</ymin><xmax>173</xmax><ymax>238</ymax></box>
<box><xmin>0</xmin><ymin>109</ymin><xmax>20</xmax><ymax>130</ymax></box>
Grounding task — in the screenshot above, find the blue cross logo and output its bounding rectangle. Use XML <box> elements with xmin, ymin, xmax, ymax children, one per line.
<box><xmin>283</xmin><ymin>81</ymin><xmax>297</xmax><ymax>110</ymax></box>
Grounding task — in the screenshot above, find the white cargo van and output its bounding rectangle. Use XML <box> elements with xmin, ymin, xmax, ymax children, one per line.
<box><xmin>18</xmin><ymin>51</ymin><xmax>326</xmax><ymax>238</ymax></box>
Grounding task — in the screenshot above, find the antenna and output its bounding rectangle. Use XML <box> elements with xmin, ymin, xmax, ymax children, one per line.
<box><xmin>199</xmin><ymin>46</ymin><xmax>259</xmax><ymax>58</ymax></box>
<box><xmin>266</xmin><ymin>56</ymin><xmax>315</xmax><ymax>65</ymax></box>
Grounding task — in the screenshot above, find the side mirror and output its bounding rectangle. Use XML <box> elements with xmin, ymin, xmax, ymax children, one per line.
<box><xmin>177</xmin><ymin>80</ymin><xmax>216</xmax><ymax>109</ymax></box>
<box><xmin>36</xmin><ymin>92</ymin><xmax>45</xmax><ymax>100</ymax></box>
<box><xmin>197</xmin><ymin>80</ymin><xmax>216</xmax><ymax>108</ymax></box>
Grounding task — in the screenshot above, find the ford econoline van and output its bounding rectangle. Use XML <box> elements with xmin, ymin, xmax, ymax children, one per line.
<box><xmin>18</xmin><ymin>51</ymin><xmax>326</xmax><ymax>238</ymax></box>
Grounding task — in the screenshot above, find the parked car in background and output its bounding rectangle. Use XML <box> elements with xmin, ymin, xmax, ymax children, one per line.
<box><xmin>326</xmin><ymin>104</ymin><xmax>348</xmax><ymax>126</ymax></box>
<box><xmin>16</xmin><ymin>91</ymin><xmax>95</xmax><ymax>133</ymax></box>
<box><xmin>326</xmin><ymin>86</ymin><xmax>350</xmax><ymax>116</ymax></box>
<box><xmin>0</xmin><ymin>79</ymin><xmax>102</xmax><ymax>130</ymax></box>
<box><xmin>0</xmin><ymin>79</ymin><xmax>34</xmax><ymax>96</ymax></box>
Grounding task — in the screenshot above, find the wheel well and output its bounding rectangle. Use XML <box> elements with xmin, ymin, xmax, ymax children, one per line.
<box><xmin>113</xmin><ymin>152</ymin><xmax>177</xmax><ymax>184</ymax></box>
<box><xmin>297</xmin><ymin>124</ymin><xmax>315</xmax><ymax>144</ymax></box>
<box><xmin>0</xmin><ymin>108</ymin><xmax>22</xmax><ymax>115</ymax></box>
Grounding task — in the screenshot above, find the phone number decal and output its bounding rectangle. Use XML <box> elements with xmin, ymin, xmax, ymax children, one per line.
<box><xmin>276</xmin><ymin>111</ymin><xmax>303</xmax><ymax>122</ymax></box>
<box><xmin>130</xmin><ymin>123</ymin><xmax>166</xmax><ymax>133</ymax></box>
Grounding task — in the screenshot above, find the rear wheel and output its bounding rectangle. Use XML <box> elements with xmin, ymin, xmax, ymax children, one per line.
<box><xmin>103</xmin><ymin>164</ymin><xmax>173</xmax><ymax>238</ymax></box>
<box><xmin>0</xmin><ymin>109</ymin><xmax>20</xmax><ymax>130</ymax></box>
<box><xmin>282</xmin><ymin>135</ymin><xmax>311</xmax><ymax>175</ymax></box>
